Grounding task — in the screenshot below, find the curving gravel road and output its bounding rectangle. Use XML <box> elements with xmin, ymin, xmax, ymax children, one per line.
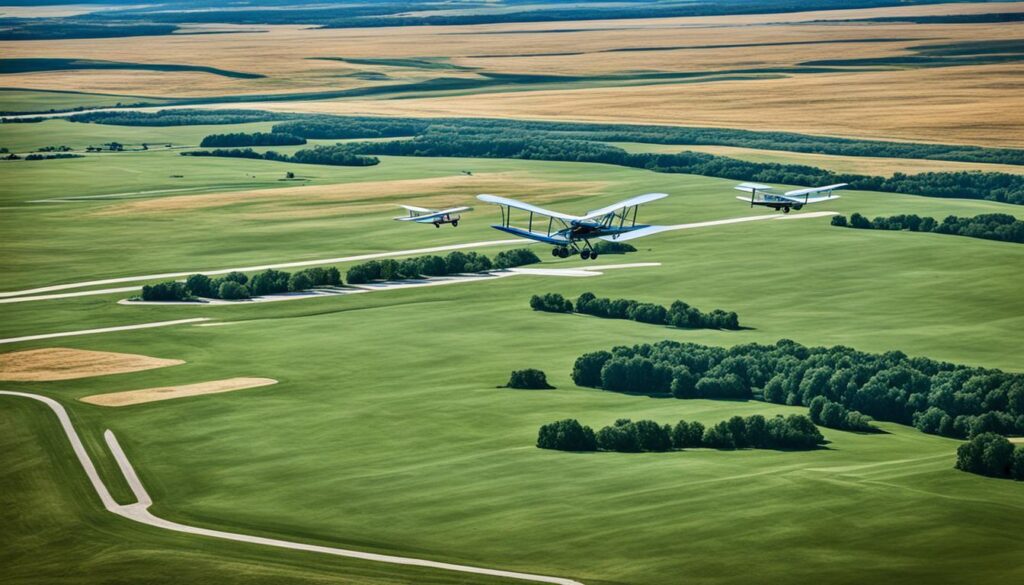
<box><xmin>0</xmin><ymin>390</ymin><xmax>584</xmax><ymax>585</ymax></box>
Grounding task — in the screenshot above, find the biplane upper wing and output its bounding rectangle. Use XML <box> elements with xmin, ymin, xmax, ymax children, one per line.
<box><xmin>581</xmin><ymin>192</ymin><xmax>668</xmax><ymax>221</ymax></box>
<box><xmin>476</xmin><ymin>194</ymin><xmax>580</xmax><ymax>221</ymax></box>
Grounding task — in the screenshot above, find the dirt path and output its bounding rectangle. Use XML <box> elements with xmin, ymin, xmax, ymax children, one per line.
<box><xmin>0</xmin><ymin>390</ymin><xmax>584</xmax><ymax>585</ymax></box>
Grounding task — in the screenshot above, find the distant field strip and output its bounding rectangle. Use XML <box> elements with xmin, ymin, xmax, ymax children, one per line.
<box><xmin>0</xmin><ymin>58</ymin><xmax>263</xmax><ymax>79</ymax></box>
<box><xmin>81</xmin><ymin>377</ymin><xmax>278</xmax><ymax>406</ymax></box>
<box><xmin>0</xmin><ymin>318</ymin><xmax>210</xmax><ymax>345</ymax></box>
<box><xmin>0</xmin><ymin>390</ymin><xmax>584</xmax><ymax>585</ymax></box>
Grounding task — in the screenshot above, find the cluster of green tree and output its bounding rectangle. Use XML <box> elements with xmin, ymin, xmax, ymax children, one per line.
<box><xmin>0</xmin><ymin>21</ymin><xmax>179</xmax><ymax>41</ymax></box>
<box><xmin>506</xmin><ymin>369</ymin><xmax>554</xmax><ymax>389</ymax></box>
<box><xmin>955</xmin><ymin>433</ymin><xmax>1024</xmax><ymax>481</ymax></box>
<box><xmin>570</xmin><ymin>340</ymin><xmax>1024</xmax><ymax>439</ymax></box>
<box><xmin>346</xmin><ymin>249</ymin><xmax>538</xmax><ymax>283</ymax></box>
<box><xmin>182</xmin><ymin>146</ymin><xmax>379</xmax><ymax>167</ymax></box>
<box><xmin>67</xmin><ymin>109</ymin><xmax>292</xmax><ymax>127</ymax></box>
<box><xmin>493</xmin><ymin>248</ymin><xmax>541</xmax><ymax>268</ymax></box>
<box><xmin>23</xmin><ymin>153</ymin><xmax>82</xmax><ymax>161</ymax></box>
<box><xmin>529</xmin><ymin>293</ymin><xmax>574</xmax><ymax>313</ymax></box>
<box><xmin>271</xmin><ymin>118</ymin><xmax>426</xmax><ymax>139</ymax></box>
<box><xmin>833</xmin><ymin>213</ymin><xmax>1024</xmax><ymax>244</ymax></box>
<box><xmin>269</xmin><ymin>115</ymin><xmax>1024</xmax><ymax>166</ymax></box>
<box><xmin>199</xmin><ymin>132</ymin><xmax>305</xmax><ymax>147</ymax></box>
<box><xmin>141</xmin><ymin>267</ymin><xmax>341</xmax><ymax>302</ymax></box>
<box><xmin>346</xmin><ymin>251</ymin><xmax>489</xmax><ymax>284</ymax></box>
<box><xmin>345</xmin><ymin>133</ymin><xmax>1024</xmax><ymax>205</ymax></box>
<box><xmin>37</xmin><ymin>145</ymin><xmax>72</xmax><ymax>152</ymax></box>
<box><xmin>592</xmin><ymin>240</ymin><xmax>636</xmax><ymax>254</ymax></box>
<box><xmin>808</xmin><ymin>396</ymin><xmax>877</xmax><ymax>432</ymax></box>
<box><xmin>537</xmin><ymin>414</ymin><xmax>824</xmax><ymax>453</ymax></box>
<box><xmin>575</xmin><ymin>292</ymin><xmax>741</xmax><ymax>329</ymax></box>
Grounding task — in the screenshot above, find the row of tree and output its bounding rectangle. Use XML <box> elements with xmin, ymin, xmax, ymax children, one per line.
<box><xmin>955</xmin><ymin>433</ymin><xmax>1024</xmax><ymax>480</ymax></box>
<box><xmin>808</xmin><ymin>396</ymin><xmax>877</xmax><ymax>432</ymax></box>
<box><xmin>346</xmin><ymin>249</ymin><xmax>539</xmax><ymax>284</ymax></box>
<box><xmin>339</xmin><ymin>133</ymin><xmax>1024</xmax><ymax>205</ymax></box>
<box><xmin>530</xmin><ymin>292</ymin><xmax>741</xmax><ymax>330</ymax></box>
<box><xmin>570</xmin><ymin>340</ymin><xmax>1024</xmax><ymax>439</ymax></box>
<box><xmin>833</xmin><ymin>213</ymin><xmax>1024</xmax><ymax>244</ymax></box>
<box><xmin>266</xmin><ymin>114</ymin><xmax>1024</xmax><ymax>166</ymax></box>
<box><xmin>200</xmin><ymin>132</ymin><xmax>306</xmax><ymax>147</ymax></box>
<box><xmin>67</xmin><ymin>109</ymin><xmax>292</xmax><ymax>127</ymax></box>
<box><xmin>140</xmin><ymin>267</ymin><xmax>342</xmax><ymax>302</ymax></box>
<box><xmin>537</xmin><ymin>414</ymin><xmax>825</xmax><ymax>453</ymax></box>
<box><xmin>182</xmin><ymin>146</ymin><xmax>380</xmax><ymax>167</ymax></box>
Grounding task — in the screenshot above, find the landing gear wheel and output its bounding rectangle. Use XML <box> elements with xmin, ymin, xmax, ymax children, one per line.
<box><xmin>581</xmin><ymin>249</ymin><xmax>591</xmax><ymax>260</ymax></box>
<box><xmin>434</xmin><ymin>222</ymin><xmax>441</xmax><ymax>228</ymax></box>
<box><xmin>452</xmin><ymin>220</ymin><xmax>459</xmax><ymax>227</ymax></box>
<box><xmin>782</xmin><ymin>207</ymin><xmax>790</xmax><ymax>214</ymax></box>
<box><xmin>590</xmin><ymin>252</ymin><xmax>599</xmax><ymax>260</ymax></box>
<box><xmin>557</xmin><ymin>247</ymin><xmax>570</xmax><ymax>259</ymax></box>
<box><xmin>551</xmin><ymin>248</ymin><xmax>560</xmax><ymax>257</ymax></box>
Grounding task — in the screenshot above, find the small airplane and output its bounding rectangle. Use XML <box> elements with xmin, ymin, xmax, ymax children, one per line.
<box><xmin>394</xmin><ymin>204</ymin><xmax>471</xmax><ymax>228</ymax></box>
<box><xmin>476</xmin><ymin>193</ymin><xmax>668</xmax><ymax>259</ymax></box>
<box><xmin>735</xmin><ymin>182</ymin><xmax>846</xmax><ymax>213</ymax></box>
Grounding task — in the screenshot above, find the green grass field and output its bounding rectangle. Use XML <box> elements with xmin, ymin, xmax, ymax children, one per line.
<box><xmin>2</xmin><ymin>115</ymin><xmax>1023</xmax><ymax>585</ymax></box>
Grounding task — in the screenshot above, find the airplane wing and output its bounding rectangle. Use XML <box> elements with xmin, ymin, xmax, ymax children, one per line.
<box><xmin>598</xmin><ymin>225</ymin><xmax>668</xmax><ymax>242</ymax></box>
<box><xmin>783</xmin><ymin>183</ymin><xmax>848</xmax><ymax>197</ymax></box>
<box><xmin>734</xmin><ymin>183</ymin><xmax>775</xmax><ymax>193</ymax></box>
<box><xmin>394</xmin><ymin>205</ymin><xmax>471</xmax><ymax>222</ymax></box>
<box><xmin>476</xmin><ymin>194</ymin><xmax>580</xmax><ymax>221</ymax></box>
<box><xmin>786</xmin><ymin>194</ymin><xmax>841</xmax><ymax>204</ymax></box>
<box><xmin>582</xmin><ymin>192</ymin><xmax>668</xmax><ymax>221</ymax></box>
<box><xmin>399</xmin><ymin>204</ymin><xmax>433</xmax><ymax>213</ymax></box>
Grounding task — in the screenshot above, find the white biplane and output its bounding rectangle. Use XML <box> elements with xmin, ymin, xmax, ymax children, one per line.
<box><xmin>394</xmin><ymin>205</ymin><xmax>472</xmax><ymax>228</ymax></box>
<box><xmin>476</xmin><ymin>193</ymin><xmax>668</xmax><ymax>259</ymax></box>
<box><xmin>735</xmin><ymin>182</ymin><xmax>846</xmax><ymax>213</ymax></box>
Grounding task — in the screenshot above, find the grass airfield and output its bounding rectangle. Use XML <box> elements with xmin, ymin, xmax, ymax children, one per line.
<box><xmin>3</xmin><ymin>112</ymin><xmax>1024</xmax><ymax>585</ymax></box>
<box><xmin>3</xmin><ymin>2</ymin><xmax>1024</xmax><ymax>584</ymax></box>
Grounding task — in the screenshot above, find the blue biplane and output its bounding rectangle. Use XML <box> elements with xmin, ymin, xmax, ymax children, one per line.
<box><xmin>735</xmin><ymin>182</ymin><xmax>846</xmax><ymax>213</ymax></box>
<box><xmin>476</xmin><ymin>193</ymin><xmax>668</xmax><ymax>259</ymax></box>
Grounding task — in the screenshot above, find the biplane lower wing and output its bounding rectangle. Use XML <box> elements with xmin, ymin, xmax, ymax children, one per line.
<box><xmin>490</xmin><ymin>225</ymin><xmax>571</xmax><ymax>245</ymax></box>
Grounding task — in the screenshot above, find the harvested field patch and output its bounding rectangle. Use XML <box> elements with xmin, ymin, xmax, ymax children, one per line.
<box><xmin>80</xmin><ymin>377</ymin><xmax>278</xmax><ymax>406</ymax></box>
<box><xmin>98</xmin><ymin>172</ymin><xmax>608</xmax><ymax>217</ymax></box>
<box><xmin>0</xmin><ymin>347</ymin><xmax>182</xmax><ymax>381</ymax></box>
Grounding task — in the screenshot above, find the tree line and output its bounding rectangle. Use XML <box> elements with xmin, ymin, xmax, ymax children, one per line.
<box><xmin>345</xmin><ymin>249</ymin><xmax>539</xmax><ymax>284</ymax></box>
<box><xmin>537</xmin><ymin>414</ymin><xmax>825</xmax><ymax>453</ymax></box>
<box><xmin>832</xmin><ymin>213</ymin><xmax>1024</xmax><ymax>244</ymax></box>
<box><xmin>65</xmin><ymin>109</ymin><xmax>293</xmax><ymax>127</ymax></box>
<box><xmin>342</xmin><ymin>133</ymin><xmax>1024</xmax><ymax>205</ymax></box>
<box><xmin>267</xmin><ymin>114</ymin><xmax>1024</xmax><ymax>166</ymax></box>
<box><xmin>140</xmin><ymin>267</ymin><xmax>342</xmax><ymax>302</ymax></box>
<box><xmin>570</xmin><ymin>339</ymin><xmax>1024</xmax><ymax>439</ymax></box>
<box><xmin>200</xmin><ymin>132</ymin><xmax>306</xmax><ymax>147</ymax></box>
<box><xmin>530</xmin><ymin>292</ymin><xmax>741</xmax><ymax>330</ymax></box>
<box><xmin>955</xmin><ymin>433</ymin><xmax>1024</xmax><ymax>481</ymax></box>
<box><xmin>182</xmin><ymin>145</ymin><xmax>379</xmax><ymax>167</ymax></box>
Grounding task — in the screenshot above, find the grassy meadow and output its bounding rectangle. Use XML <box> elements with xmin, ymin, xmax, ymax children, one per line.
<box><xmin>3</xmin><ymin>3</ymin><xmax>1024</xmax><ymax>585</ymax></box>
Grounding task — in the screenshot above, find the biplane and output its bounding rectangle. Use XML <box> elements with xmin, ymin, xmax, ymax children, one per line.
<box><xmin>735</xmin><ymin>182</ymin><xmax>846</xmax><ymax>213</ymax></box>
<box><xmin>476</xmin><ymin>193</ymin><xmax>668</xmax><ymax>259</ymax></box>
<box><xmin>394</xmin><ymin>205</ymin><xmax>471</xmax><ymax>227</ymax></box>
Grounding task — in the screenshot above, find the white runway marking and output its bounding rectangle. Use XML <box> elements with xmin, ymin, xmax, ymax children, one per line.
<box><xmin>0</xmin><ymin>391</ymin><xmax>583</xmax><ymax>585</ymax></box>
<box><xmin>0</xmin><ymin>318</ymin><xmax>210</xmax><ymax>345</ymax></box>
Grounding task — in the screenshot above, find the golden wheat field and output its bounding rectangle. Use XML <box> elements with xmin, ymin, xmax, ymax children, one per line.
<box><xmin>2</xmin><ymin>2</ymin><xmax>1024</xmax><ymax>145</ymax></box>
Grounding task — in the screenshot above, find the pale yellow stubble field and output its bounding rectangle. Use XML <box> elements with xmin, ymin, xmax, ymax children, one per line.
<box><xmin>2</xmin><ymin>2</ymin><xmax>1023</xmax><ymax>145</ymax></box>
